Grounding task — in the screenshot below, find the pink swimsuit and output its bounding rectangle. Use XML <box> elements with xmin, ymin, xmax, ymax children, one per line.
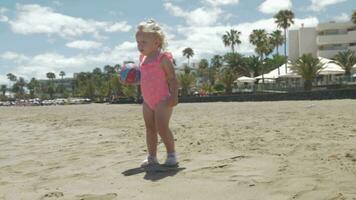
<box><xmin>140</xmin><ymin>52</ymin><xmax>173</xmax><ymax>110</ymax></box>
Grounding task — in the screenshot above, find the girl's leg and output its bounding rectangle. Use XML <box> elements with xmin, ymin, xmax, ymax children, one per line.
<box><xmin>154</xmin><ymin>99</ymin><xmax>175</xmax><ymax>154</ymax></box>
<box><xmin>142</xmin><ymin>102</ymin><xmax>158</xmax><ymax>157</ymax></box>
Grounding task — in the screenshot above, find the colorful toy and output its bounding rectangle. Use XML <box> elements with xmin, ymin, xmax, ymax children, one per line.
<box><xmin>119</xmin><ymin>63</ymin><xmax>140</xmax><ymax>84</ymax></box>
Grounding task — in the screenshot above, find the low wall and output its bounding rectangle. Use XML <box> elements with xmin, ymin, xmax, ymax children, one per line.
<box><xmin>111</xmin><ymin>88</ymin><xmax>356</xmax><ymax>104</ymax></box>
<box><xmin>179</xmin><ymin>89</ymin><xmax>356</xmax><ymax>103</ymax></box>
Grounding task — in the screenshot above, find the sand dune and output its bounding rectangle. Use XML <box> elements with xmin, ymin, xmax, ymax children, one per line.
<box><xmin>0</xmin><ymin>100</ymin><xmax>356</xmax><ymax>200</ymax></box>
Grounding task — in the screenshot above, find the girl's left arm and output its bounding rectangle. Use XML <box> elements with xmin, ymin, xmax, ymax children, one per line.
<box><xmin>161</xmin><ymin>57</ymin><xmax>178</xmax><ymax>107</ymax></box>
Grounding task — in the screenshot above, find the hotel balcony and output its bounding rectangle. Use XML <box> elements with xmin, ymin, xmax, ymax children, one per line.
<box><xmin>317</xmin><ymin>30</ymin><xmax>356</xmax><ymax>45</ymax></box>
<box><xmin>317</xmin><ymin>21</ymin><xmax>354</xmax><ymax>31</ymax></box>
<box><xmin>317</xmin><ymin>49</ymin><xmax>344</xmax><ymax>59</ymax></box>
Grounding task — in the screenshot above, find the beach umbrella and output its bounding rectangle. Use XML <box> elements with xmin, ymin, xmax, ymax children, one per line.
<box><xmin>234</xmin><ymin>76</ymin><xmax>255</xmax><ymax>83</ymax></box>
<box><xmin>318</xmin><ymin>57</ymin><xmax>345</xmax><ymax>75</ymax></box>
<box><xmin>278</xmin><ymin>73</ymin><xmax>301</xmax><ymax>78</ymax></box>
<box><xmin>255</xmin><ymin>62</ymin><xmax>297</xmax><ymax>80</ymax></box>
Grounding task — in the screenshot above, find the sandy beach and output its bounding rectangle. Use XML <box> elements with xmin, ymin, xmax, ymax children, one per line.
<box><xmin>0</xmin><ymin>100</ymin><xmax>356</xmax><ymax>200</ymax></box>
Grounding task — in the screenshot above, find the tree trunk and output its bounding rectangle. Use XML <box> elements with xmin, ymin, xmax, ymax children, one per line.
<box><xmin>304</xmin><ymin>80</ymin><xmax>312</xmax><ymax>91</ymax></box>
<box><xmin>226</xmin><ymin>85</ymin><xmax>232</xmax><ymax>94</ymax></box>
<box><xmin>277</xmin><ymin>46</ymin><xmax>280</xmax><ymax>75</ymax></box>
<box><xmin>284</xmin><ymin>28</ymin><xmax>288</xmax><ymax>74</ymax></box>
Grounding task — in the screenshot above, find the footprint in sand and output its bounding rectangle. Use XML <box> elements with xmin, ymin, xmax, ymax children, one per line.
<box><xmin>76</xmin><ymin>193</ymin><xmax>118</xmax><ymax>200</ymax></box>
<box><xmin>40</xmin><ymin>191</ymin><xmax>64</xmax><ymax>199</ymax></box>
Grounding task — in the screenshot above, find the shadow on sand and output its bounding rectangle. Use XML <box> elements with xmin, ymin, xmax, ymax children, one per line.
<box><xmin>122</xmin><ymin>164</ymin><xmax>186</xmax><ymax>181</ymax></box>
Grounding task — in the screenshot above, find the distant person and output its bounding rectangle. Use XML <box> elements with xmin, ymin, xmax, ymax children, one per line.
<box><xmin>123</xmin><ymin>19</ymin><xmax>179</xmax><ymax>167</ymax></box>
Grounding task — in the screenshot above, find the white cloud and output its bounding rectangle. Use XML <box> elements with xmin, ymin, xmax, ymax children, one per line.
<box><xmin>0</xmin><ymin>15</ymin><xmax>319</xmax><ymax>83</ymax></box>
<box><xmin>164</xmin><ymin>2</ymin><xmax>222</xmax><ymax>26</ymax></box>
<box><xmin>8</xmin><ymin>4</ymin><xmax>132</xmax><ymax>38</ymax></box>
<box><xmin>66</xmin><ymin>40</ymin><xmax>103</xmax><ymax>50</ymax></box>
<box><xmin>292</xmin><ymin>17</ymin><xmax>319</xmax><ymax>29</ymax></box>
<box><xmin>309</xmin><ymin>0</ymin><xmax>347</xmax><ymax>12</ymax></box>
<box><xmin>0</xmin><ymin>41</ymin><xmax>140</xmax><ymax>83</ymax></box>
<box><xmin>1</xmin><ymin>51</ymin><xmax>29</xmax><ymax>62</ymax></box>
<box><xmin>0</xmin><ymin>74</ymin><xmax>9</xmax><ymax>85</ymax></box>
<box><xmin>168</xmin><ymin>16</ymin><xmax>319</xmax><ymax>64</ymax></box>
<box><xmin>333</xmin><ymin>13</ymin><xmax>350</xmax><ymax>22</ymax></box>
<box><xmin>259</xmin><ymin>0</ymin><xmax>292</xmax><ymax>14</ymax></box>
<box><xmin>0</xmin><ymin>7</ymin><xmax>9</xmax><ymax>22</ymax></box>
<box><xmin>202</xmin><ymin>0</ymin><xmax>239</xmax><ymax>6</ymax></box>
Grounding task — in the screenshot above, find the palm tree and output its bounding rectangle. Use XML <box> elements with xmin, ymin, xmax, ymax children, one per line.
<box><xmin>245</xmin><ymin>55</ymin><xmax>261</xmax><ymax>78</ymax></box>
<box><xmin>16</xmin><ymin>77</ymin><xmax>26</xmax><ymax>98</ymax></box>
<box><xmin>7</xmin><ymin>73</ymin><xmax>17</xmax><ymax>96</ymax></box>
<box><xmin>333</xmin><ymin>50</ymin><xmax>356</xmax><ymax>79</ymax></box>
<box><xmin>270</xmin><ymin>30</ymin><xmax>284</xmax><ymax>56</ymax></box>
<box><xmin>46</xmin><ymin>72</ymin><xmax>56</xmax><ymax>80</ymax></box>
<box><xmin>223</xmin><ymin>52</ymin><xmax>250</xmax><ymax>76</ymax></box>
<box><xmin>222</xmin><ymin>29</ymin><xmax>241</xmax><ymax>53</ymax></box>
<box><xmin>291</xmin><ymin>54</ymin><xmax>323</xmax><ymax>91</ymax></box>
<box><xmin>274</xmin><ymin>9</ymin><xmax>295</xmax><ymax>74</ymax></box>
<box><xmin>46</xmin><ymin>72</ymin><xmax>56</xmax><ymax>99</ymax></box>
<box><xmin>249</xmin><ymin>29</ymin><xmax>273</xmax><ymax>83</ymax></box>
<box><xmin>59</xmin><ymin>71</ymin><xmax>65</xmax><ymax>79</ymax></box>
<box><xmin>27</xmin><ymin>78</ymin><xmax>39</xmax><ymax>98</ymax></box>
<box><xmin>7</xmin><ymin>73</ymin><xmax>17</xmax><ymax>82</ymax></box>
<box><xmin>210</xmin><ymin>55</ymin><xmax>224</xmax><ymax>85</ymax></box>
<box><xmin>219</xmin><ymin>67</ymin><xmax>235</xmax><ymax>94</ymax></box>
<box><xmin>352</xmin><ymin>11</ymin><xmax>356</xmax><ymax>24</ymax></box>
<box><xmin>0</xmin><ymin>84</ymin><xmax>7</xmax><ymax>96</ymax></box>
<box><xmin>58</xmin><ymin>71</ymin><xmax>66</xmax><ymax>96</ymax></box>
<box><xmin>211</xmin><ymin>55</ymin><xmax>223</xmax><ymax>70</ymax></box>
<box><xmin>198</xmin><ymin>59</ymin><xmax>209</xmax><ymax>84</ymax></box>
<box><xmin>183</xmin><ymin>47</ymin><xmax>194</xmax><ymax>67</ymax></box>
<box><xmin>104</xmin><ymin>65</ymin><xmax>116</xmax><ymax>74</ymax></box>
<box><xmin>177</xmin><ymin>65</ymin><xmax>195</xmax><ymax>96</ymax></box>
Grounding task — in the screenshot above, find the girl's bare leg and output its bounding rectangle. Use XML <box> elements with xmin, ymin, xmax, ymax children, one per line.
<box><xmin>154</xmin><ymin>99</ymin><xmax>175</xmax><ymax>154</ymax></box>
<box><xmin>142</xmin><ymin>102</ymin><xmax>158</xmax><ymax>157</ymax></box>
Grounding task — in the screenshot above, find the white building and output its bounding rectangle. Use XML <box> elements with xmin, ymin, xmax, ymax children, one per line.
<box><xmin>289</xmin><ymin>21</ymin><xmax>356</xmax><ymax>61</ymax></box>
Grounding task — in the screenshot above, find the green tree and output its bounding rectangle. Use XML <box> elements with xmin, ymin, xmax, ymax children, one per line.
<box><xmin>183</xmin><ymin>47</ymin><xmax>194</xmax><ymax>67</ymax></box>
<box><xmin>75</xmin><ymin>72</ymin><xmax>92</xmax><ymax>98</ymax></box>
<box><xmin>7</xmin><ymin>73</ymin><xmax>17</xmax><ymax>82</ymax></box>
<box><xmin>249</xmin><ymin>29</ymin><xmax>273</xmax><ymax>81</ymax></box>
<box><xmin>218</xmin><ymin>67</ymin><xmax>235</xmax><ymax>94</ymax></box>
<box><xmin>223</xmin><ymin>52</ymin><xmax>250</xmax><ymax>76</ymax></box>
<box><xmin>177</xmin><ymin>65</ymin><xmax>195</xmax><ymax>96</ymax></box>
<box><xmin>270</xmin><ymin>30</ymin><xmax>284</xmax><ymax>56</ymax></box>
<box><xmin>110</xmin><ymin>73</ymin><xmax>123</xmax><ymax>100</ymax></box>
<box><xmin>352</xmin><ymin>11</ymin><xmax>356</xmax><ymax>24</ymax></box>
<box><xmin>15</xmin><ymin>77</ymin><xmax>27</xmax><ymax>98</ymax></box>
<box><xmin>209</xmin><ymin>55</ymin><xmax>224</xmax><ymax>85</ymax></box>
<box><xmin>245</xmin><ymin>55</ymin><xmax>261</xmax><ymax>78</ymax></box>
<box><xmin>264</xmin><ymin>54</ymin><xmax>287</xmax><ymax>74</ymax></box>
<box><xmin>211</xmin><ymin>55</ymin><xmax>223</xmax><ymax>70</ymax></box>
<box><xmin>222</xmin><ymin>29</ymin><xmax>241</xmax><ymax>53</ymax></box>
<box><xmin>92</xmin><ymin>68</ymin><xmax>104</xmax><ymax>101</ymax></box>
<box><xmin>7</xmin><ymin>73</ymin><xmax>17</xmax><ymax>94</ymax></box>
<box><xmin>333</xmin><ymin>50</ymin><xmax>356</xmax><ymax>78</ymax></box>
<box><xmin>0</xmin><ymin>84</ymin><xmax>7</xmax><ymax>96</ymax></box>
<box><xmin>291</xmin><ymin>54</ymin><xmax>323</xmax><ymax>91</ymax></box>
<box><xmin>58</xmin><ymin>71</ymin><xmax>66</xmax><ymax>96</ymax></box>
<box><xmin>46</xmin><ymin>72</ymin><xmax>56</xmax><ymax>99</ymax></box>
<box><xmin>198</xmin><ymin>59</ymin><xmax>209</xmax><ymax>84</ymax></box>
<box><xmin>104</xmin><ymin>65</ymin><xmax>116</xmax><ymax>74</ymax></box>
<box><xmin>27</xmin><ymin>78</ymin><xmax>39</xmax><ymax>98</ymax></box>
<box><xmin>274</xmin><ymin>9</ymin><xmax>295</xmax><ymax>74</ymax></box>
<box><xmin>46</xmin><ymin>72</ymin><xmax>56</xmax><ymax>80</ymax></box>
<box><xmin>59</xmin><ymin>71</ymin><xmax>65</xmax><ymax>79</ymax></box>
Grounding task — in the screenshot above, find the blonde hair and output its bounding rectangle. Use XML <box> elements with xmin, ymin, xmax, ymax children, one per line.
<box><xmin>136</xmin><ymin>19</ymin><xmax>168</xmax><ymax>50</ymax></box>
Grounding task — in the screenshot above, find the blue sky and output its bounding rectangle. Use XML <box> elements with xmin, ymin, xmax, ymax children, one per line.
<box><xmin>0</xmin><ymin>0</ymin><xmax>354</xmax><ymax>84</ymax></box>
